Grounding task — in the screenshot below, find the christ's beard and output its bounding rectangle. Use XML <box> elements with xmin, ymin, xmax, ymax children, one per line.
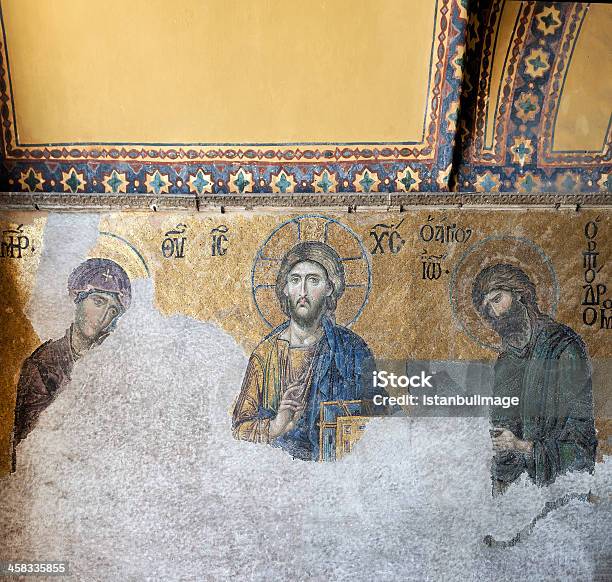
<box><xmin>289</xmin><ymin>297</ymin><xmax>326</xmax><ymax>327</ymax></box>
<box><xmin>490</xmin><ymin>300</ymin><xmax>531</xmax><ymax>347</ymax></box>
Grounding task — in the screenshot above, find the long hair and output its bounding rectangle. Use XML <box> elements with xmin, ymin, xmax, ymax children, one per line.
<box><xmin>275</xmin><ymin>241</ymin><xmax>345</xmax><ymax>318</ymax></box>
<box><xmin>472</xmin><ymin>263</ymin><xmax>542</xmax><ymax>320</ymax></box>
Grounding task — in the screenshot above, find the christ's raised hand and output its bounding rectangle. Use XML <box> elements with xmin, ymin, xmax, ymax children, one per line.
<box><xmin>269</xmin><ymin>381</ymin><xmax>307</xmax><ymax>439</ymax></box>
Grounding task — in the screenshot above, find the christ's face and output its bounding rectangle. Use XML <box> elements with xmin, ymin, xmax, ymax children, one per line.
<box><xmin>75</xmin><ymin>291</ymin><xmax>123</xmax><ymax>341</ymax></box>
<box><xmin>284</xmin><ymin>260</ymin><xmax>332</xmax><ymax>326</ymax></box>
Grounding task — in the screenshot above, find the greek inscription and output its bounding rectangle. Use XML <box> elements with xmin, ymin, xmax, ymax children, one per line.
<box><xmin>369</xmin><ymin>219</ymin><xmax>406</xmax><ymax>255</ymax></box>
<box><xmin>581</xmin><ymin>218</ymin><xmax>609</xmax><ymax>329</ymax></box>
<box><xmin>211</xmin><ymin>225</ymin><xmax>229</xmax><ymax>257</ymax></box>
<box><xmin>1</xmin><ymin>225</ymin><xmax>32</xmax><ymax>259</ymax></box>
<box><xmin>421</xmin><ymin>250</ymin><xmax>448</xmax><ymax>281</ymax></box>
<box><xmin>161</xmin><ymin>224</ymin><xmax>188</xmax><ymax>259</ymax></box>
<box><xmin>419</xmin><ymin>215</ymin><xmax>472</xmax><ymax>244</ymax></box>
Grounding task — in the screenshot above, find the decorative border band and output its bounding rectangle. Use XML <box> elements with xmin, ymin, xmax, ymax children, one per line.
<box><xmin>456</xmin><ymin>1</ymin><xmax>611</xmax><ymax>195</ymax></box>
<box><xmin>0</xmin><ymin>191</ymin><xmax>609</xmax><ymax>211</ymax></box>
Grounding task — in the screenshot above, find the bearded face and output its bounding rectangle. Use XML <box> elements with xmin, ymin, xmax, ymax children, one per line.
<box><xmin>481</xmin><ymin>289</ymin><xmax>531</xmax><ymax>347</ymax></box>
<box><xmin>283</xmin><ymin>260</ymin><xmax>332</xmax><ymax>327</ymax></box>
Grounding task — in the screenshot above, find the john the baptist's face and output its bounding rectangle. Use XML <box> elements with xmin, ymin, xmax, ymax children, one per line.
<box><xmin>482</xmin><ymin>289</ymin><xmax>513</xmax><ymax>318</ymax></box>
<box><xmin>75</xmin><ymin>291</ymin><xmax>123</xmax><ymax>340</ymax></box>
<box><xmin>283</xmin><ymin>260</ymin><xmax>332</xmax><ymax>326</ymax></box>
<box><xmin>480</xmin><ymin>289</ymin><xmax>529</xmax><ymax>340</ymax></box>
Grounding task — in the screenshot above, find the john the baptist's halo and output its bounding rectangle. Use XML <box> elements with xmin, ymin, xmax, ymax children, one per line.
<box><xmin>450</xmin><ymin>235</ymin><xmax>559</xmax><ymax>352</ymax></box>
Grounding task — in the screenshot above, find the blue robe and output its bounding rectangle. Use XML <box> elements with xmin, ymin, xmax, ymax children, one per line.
<box><xmin>233</xmin><ymin>317</ymin><xmax>376</xmax><ymax>461</ymax></box>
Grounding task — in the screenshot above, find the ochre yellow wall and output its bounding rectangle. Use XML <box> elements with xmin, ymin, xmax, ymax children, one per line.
<box><xmin>554</xmin><ymin>4</ymin><xmax>612</xmax><ymax>153</ymax></box>
<box><xmin>3</xmin><ymin>0</ymin><xmax>437</xmax><ymax>144</ymax></box>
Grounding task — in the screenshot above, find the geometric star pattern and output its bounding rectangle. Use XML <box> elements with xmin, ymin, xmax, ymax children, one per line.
<box><xmin>102</xmin><ymin>170</ymin><xmax>128</xmax><ymax>194</ymax></box>
<box><xmin>353</xmin><ymin>169</ymin><xmax>380</xmax><ymax>193</ymax></box>
<box><xmin>18</xmin><ymin>168</ymin><xmax>45</xmax><ymax>192</ymax></box>
<box><xmin>145</xmin><ymin>171</ymin><xmax>171</xmax><ymax>195</ymax></box>
<box><xmin>188</xmin><ymin>169</ymin><xmax>213</xmax><ymax>195</ymax></box>
<box><xmin>229</xmin><ymin>169</ymin><xmax>254</xmax><ymax>194</ymax></box>
<box><xmin>312</xmin><ymin>170</ymin><xmax>338</xmax><ymax>193</ymax></box>
<box><xmin>536</xmin><ymin>6</ymin><xmax>562</xmax><ymax>36</ymax></box>
<box><xmin>271</xmin><ymin>170</ymin><xmax>297</xmax><ymax>194</ymax></box>
<box><xmin>395</xmin><ymin>167</ymin><xmax>422</xmax><ymax>192</ymax></box>
<box><xmin>474</xmin><ymin>171</ymin><xmax>501</xmax><ymax>193</ymax></box>
<box><xmin>524</xmin><ymin>48</ymin><xmax>550</xmax><ymax>79</ymax></box>
<box><xmin>60</xmin><ymin>168</ymin><xmax>86</xmax><ymax>193</ymax></box>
